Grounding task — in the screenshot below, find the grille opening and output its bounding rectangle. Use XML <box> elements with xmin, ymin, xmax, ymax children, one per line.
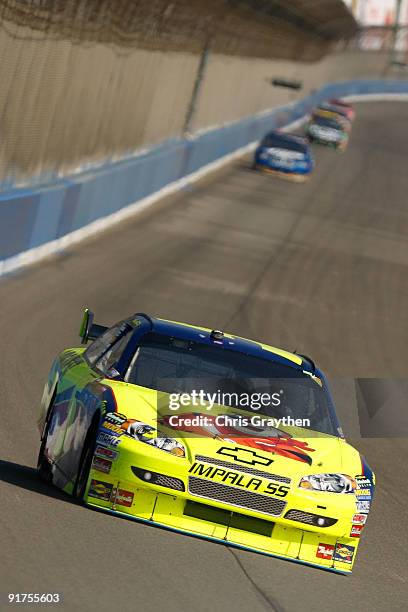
<box><xmin>188</xmin><ymin>476</ymin><xmax>286</xmax><ymax>517</ymax></box>
<box><xmin>284</xmin><ymin>509</ymin><xmax>337</xmax><ymax>527</ymax></box>
<box><xmin>131</xmin><ymin>467</ymin><xmax>185</xmax><ymax>492</ymax></box>
<box><xmin>184</xmin><ymin>501</ymin><xmax>274</xmax><ymax>537</ymax></box>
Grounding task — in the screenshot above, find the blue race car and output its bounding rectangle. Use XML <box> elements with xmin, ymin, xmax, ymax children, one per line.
<box><xmin>253</xmin><ymin>131</ymin><xmax>314</xmax><ymax>181</ymax></box>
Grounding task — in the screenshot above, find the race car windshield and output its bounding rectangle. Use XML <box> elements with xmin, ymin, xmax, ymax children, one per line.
<box><xmin>312</xmin><ymin>115</ymin><xmax>342</xmax><ymax>130</ymax></box>
<box><xmin>125</xmin><ymin>333</ymin><xmax>337</xmax><ymax>436</ymax></box>
<box><xmin>260</xmin><ymin>134</ymin><xmax>307</xmax><ymax>153</ymax></box>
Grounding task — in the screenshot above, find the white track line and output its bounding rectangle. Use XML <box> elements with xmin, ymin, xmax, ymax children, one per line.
<box><xmin>343</xmin><ymin>93</ymin><xmax>408</xmax><ymax>102</ymax></box>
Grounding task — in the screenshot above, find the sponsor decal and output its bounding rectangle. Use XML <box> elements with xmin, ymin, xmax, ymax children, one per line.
<box><xmin>333</xmin><ymin>543</ymin><xmax>355</xmax><ymax>564</ymax></box>
<box><xmin>114</xmin><ymin>488</ymin><xmax>134</xmax><ymax>508</ymax></box>
<box><xmin>92</xmin><ymin>456</ymin><xmax>112</xmax><ymax>474</ymax></box>
<box><xmin>263</xmin><ymin>153</ymin><xmax>295</xmax><ymax>169</ymax></box>
<box><xmin>95</xmin><ymin>445</ymin><xmax>118</xmax><ymax>461</ymax></box>
<box><xmin>97</xmin><ymin>432</ymin><xmax>121</xmax><ymax>448</ymax></box>
<box><xmin>354</xmin><ymin>476</ymin><xmax>373</xmax><ymax>501</ymax></box>
<box><xmin>265</xmin><ymin>147</ymin><xmax>304</xmax><ymax>161</ymax></box>
<box><xmin>104</xmin><ymin>412</ymin><xmax>127</xmax><ymax>426</ymax></box>
<box><xmin>316</xmin><ymin>543</ymin><xmax>335</xmax><ymax>560</ymax></box>
<box><xmin>88</xmin><ymin>479</ymin><xmax>113</xmax><ymax>502</ymax></box>
<box><xmin>355</xmin><ymin>476</ymin><xmax>372</xmax><ymax>487</ymax></box>
<box><xmin>355</xmin><ymin>489</ymin><xmax>371</xmax><ymax>500</ymax></box>
<box><xmin>350</xmin><ymin>524</ymin><xmax>363</xmax><ymax>538</ymax></box>
<box><xmin>101</xmin><ymin>420</ymin><xmax>124</xmax><ymax>436</ymax></box>
<box><xmin>188</xmin><ymin>462</ymin><xmax>290</xmax><ymax>498</ymax></box>
<box><xmin>352</xmin><ymin>513</ymin><xmax>367</xmax><ymax>525</ymax></box>
<box><xmin>309</xmin><ymin>125</ymin><xmax>340</xmax><ymax>141</ymax></box>
<box><xmin>356</xmin><ymin>500</ymin><xmax>371</xmax><ymax>513</ymax></box>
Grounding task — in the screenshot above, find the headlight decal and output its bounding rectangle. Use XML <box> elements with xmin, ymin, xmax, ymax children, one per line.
<box><xmin>124</xmin><ymin>418</ymin><xmax>186</xmax><ymax>458</ymax></box>
<box><xmin>99</xmin><ymin>412</ymin><xmax>186</xmax><ymax>457</ymax></box>
<box><xmin>299</xmin><ymin>473</ymin><xmax>356</xmax><ymax>493</ymax></box>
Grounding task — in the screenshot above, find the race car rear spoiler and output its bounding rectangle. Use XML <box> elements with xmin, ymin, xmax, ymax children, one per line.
<box><xmin>79</xmin><ymin>308</ymin><xmax>108</xmax><ymax>344</ymax></box>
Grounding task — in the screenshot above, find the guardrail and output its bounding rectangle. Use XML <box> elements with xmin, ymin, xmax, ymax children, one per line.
<box><xmin>1</xmin><ymin>78</ymin><xmax>408</xmax><ymax>277</ymax></box>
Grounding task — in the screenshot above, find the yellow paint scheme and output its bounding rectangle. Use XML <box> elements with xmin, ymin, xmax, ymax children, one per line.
<box><xmin>85</xmin><ymin>381</ymin><xmax>368</xmax><ymax>573</ymax></box>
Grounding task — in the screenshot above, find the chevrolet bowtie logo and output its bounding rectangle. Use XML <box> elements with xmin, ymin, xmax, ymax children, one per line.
<box><xmin>217</xmin><ymin>446</ymin><xmax>273</xmax><ymax>466</ymax></box>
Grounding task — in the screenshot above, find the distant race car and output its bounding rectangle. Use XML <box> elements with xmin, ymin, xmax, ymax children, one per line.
<box><xmin>329</xmin><ymin>98</ymin><xmax>355</xmax><ymax>121</ymax></box>
<box><xmin>37</xmin><ymin>310</ymin><xmax>375</xmax><ymax>574</ymax></box>
<box><xmin>316</xmin><ymin>102</ymin><xmax>353</xmax><ymax>127</ymax></box>
<box><xmin>307</xmin><ymin>113</ymin><xmax>349</xmax><ymax>150</ymax></box>
<box><xmin>253</xmin><ymin>130</ymin><xmax>314</xmax><ymax>180</ymax></box>
<box><xmin>314</xmin><ymin>106</ymin><xmax>352</xmax><ymax>133</ymax></box>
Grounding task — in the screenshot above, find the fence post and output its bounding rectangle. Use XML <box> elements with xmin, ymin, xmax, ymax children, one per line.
<box><xmin>183</xmin><ymin>36</ymin><xmax>212</xmax><ymax>135</ymax></box>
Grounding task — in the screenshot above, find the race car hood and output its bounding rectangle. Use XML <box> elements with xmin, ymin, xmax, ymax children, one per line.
<box><xmin>108</xmin><ymin>382</ymin><xmax>362</xmax><ymax>479</ymax></box>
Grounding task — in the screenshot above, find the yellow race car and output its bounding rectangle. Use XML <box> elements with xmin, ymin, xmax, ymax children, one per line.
<box><xmin>37</xmin><ymin>310</ymin><xmax>375</xmax><ymax>574</ymax></box>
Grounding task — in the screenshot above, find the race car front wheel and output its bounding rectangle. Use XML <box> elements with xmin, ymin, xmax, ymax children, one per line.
<box><xmin>73</xmin><ymin>416</ymin><xmax>99</xmax><ymax>501</ymax></box>
<box><xmin>37</xmin><ymin>399</ymin><xmax>55</xmax><ymax>484</ymax></box>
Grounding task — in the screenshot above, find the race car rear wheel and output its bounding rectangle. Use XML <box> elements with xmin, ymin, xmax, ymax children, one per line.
<box><xmin>73</xmin><ymin>416</ymin><xmax>99</xmax><ymax>501</ymax></box>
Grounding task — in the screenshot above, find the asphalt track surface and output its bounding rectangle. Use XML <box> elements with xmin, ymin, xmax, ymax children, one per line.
<box><xmin>1</xmin><ymin>103</ymin><xmax>408</xmax><ymax>612</ymax></box>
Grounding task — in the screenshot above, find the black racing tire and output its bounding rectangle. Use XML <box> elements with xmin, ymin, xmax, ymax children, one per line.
<box><xmin>73</xmin><ymin>415</ymin><xmax>100</xmax><ymax>501</ymax></box>
<box><xmin>37</xmin><ymin>396</ymin><xmax>56</xmax><ymax>484</ymax></box>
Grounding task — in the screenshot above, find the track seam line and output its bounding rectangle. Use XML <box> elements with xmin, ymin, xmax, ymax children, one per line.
<box><xmin>228</xmin><ymin>548</ymin><xmax>286</xmax><ymax>612</ymax></box>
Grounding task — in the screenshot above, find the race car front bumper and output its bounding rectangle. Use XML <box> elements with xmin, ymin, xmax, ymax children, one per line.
<box><xmin>254</xmin><ymin>163</ymin><xmax>312</xmax><ymax>182</ymax></box>
<box><xmin>308</xmin><ymin>135</ymin><xmax>348</xmax><ymax>151</ymax></box>
<box><xmin>84</xmin><ymin>457</ymin><xmax>360</xmax><ymax>574</ymax></box>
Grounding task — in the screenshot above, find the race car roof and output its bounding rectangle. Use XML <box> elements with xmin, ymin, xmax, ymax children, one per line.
<box><xmin>130</xmin><ymin>314</ymin><xmax>315</xmax><ymax>374</ymax></box>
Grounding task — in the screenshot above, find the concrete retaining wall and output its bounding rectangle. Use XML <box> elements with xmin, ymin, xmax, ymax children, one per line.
<box><xmin>0</xmin><ymin>0</ymin><xmax>355</xmax><ymax>186</ymax></box>
<box><xmin>1</xmin><ymin>78</ymin><xmax>407</xmax><ymax>278</ymax></box>
<box><xmin>191</xmin><ymin>50</ymin><xmax>392</xmax><ymax>131</ymax></box>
